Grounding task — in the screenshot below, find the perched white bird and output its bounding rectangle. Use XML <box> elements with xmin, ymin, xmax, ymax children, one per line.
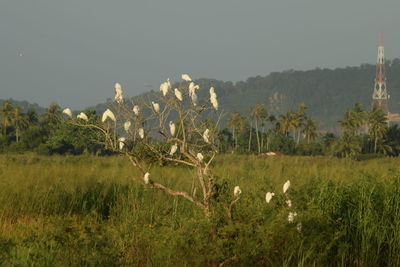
<box><xmin>114</xmin><ymin>82</ymin><xmax>123</xmax><ymax>104</ymax></box>
<box><xmin>174</xmin><ymin>88</ymin><xmax>183</xmax><ymax>101</ymax></box>
<box><xmin>234</xmin><ymin>186</ymin><xmax>242</xmax><ymax>197</ymax></box>
<box><xmin>197</xmin><ymin>153</ymin><xmax>204</xmax><ymax>162</ymax></box>
<box><xmin>169</xmin><ymin>121</ymin><xmax>176</xmax><ymax>136</ymax></box>
<box><xmin>190</xmin><ymin>90</ymin><xmax>198</xmax><ymax>106</ymax></box>
<box><xmin>159</xmin><ymin>80</ymin><xmax>170</xmax><ymax>96</ymax></box>
<box><xmin>210</xmin><ymin>96</ymin><xmax>219</xmax><ymax>110</ymax></box>
<box><xmin>188</xmin><ymin>82</ymin><xmax>199</xmax><ymax>96</ymax></box>
<box><xmin>62</xmin><ymin>108</ymin><xmax>73</xmax><ymax>118</ymax></box>
<box><xmin>77</xmin><ymin>112</ymin><xmax>88</xmax><ymax>121</ymax></box>
<box><xmin>181</xmin><ymin>74</ymin><xmax>192</xmax><ymax>82</ymax></box>
<box><xmin>283</xmin><ymin>180</ymin><xmax>291</xmax><ymax>193</ymax></box>
<box><xmin>209</xmin><ymin>87</ymin><xmax>216</xmax><ymax>97</ymax></box>
<box><xmin>288</xmin><ymin>212</ymin><xmax>297</xmax><ymax>223</ymax></box>
<box><xmin>210</xmin><ymin>87</ymin><xmax>218</xmax><ymax>110</ymax></box>
<box><xmin>169</xmin><ymin>143</ymin><xmax>178</xmax><ymax>156</ymax></box>
<box><xmin>124</xmin><ymin>121</ymin><xmax>131</xmax><ymax>133</ymax></box>
<box><xmin>144</xmin><ymin>172</ymin><xmax>150</xmax><ymax>184</ymax></box>
<box><xmin>102</xmin><ymin>109</ymin><xmax>116</xmax><ymax>123</ymax></box>
<box><xmin>203</xmin><ymin>129</ymin><xmax>210</xmax><ymax>144</ymax></box>
<box><xmin>265</xmin><ymin>192</ymin><xmax>275</xmax><ymax>203</ymax></box>
<box><xmin>152</xmin><ymin>101</ymin><xmax>160</xmax><ymax>113</ymax></box>
<box><xmin>138</xmin><ymin>128</ymin><xmax>145</xmax><ymax>139</ymax></box>
<box><xmin>132</xmin><ymin>105</ymin><xmax>140</xmax><ymax>116</ymax></box>
<box><xmin>118</xmin><ymin>137</ymin><xmax>126</xmax><ymax>150</ymax></box>
<box><xmin>286</xmin><ymin>199</ymin><xmax>292</xmax><ymax>207</ymax></box>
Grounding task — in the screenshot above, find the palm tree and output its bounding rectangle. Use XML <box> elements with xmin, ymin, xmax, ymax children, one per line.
<box><xmin>334</xmin><ymin>133</ymin><xmax>362</xmax><ymax>158</ymax></box>
<box><xmin>0</xmin><ymin>101</ymin><xmax>14</xmax><ymax>136</ymax></box>
<box><xmin>227</xmin><ymin>112</ymin><xmax>242</xmax><ymax>151</ymax></box>
<box><xmin>278</xmin><ymin>110</ymin><xmax>297</xmax><ymax>137</ymax></box>
<box><xmin>302</xmin><ymin>118</ymin><xmax>318</xmax><ymax>143</ymax></box>
<box><xmin>42</xmin><ymin>103</ymin><xmax>61</xmax><ymax>126</ymax></box>
<box><xmin>339</xmin><ymin>104</ymin><xmax>366</xmax><ymax>136</ymax></box>
<box><xmin>295</xmin><ymin>103</ymin><xmax>308</xmax><ymax>144</ymax></box>
<box><xmin>367</xmin><ymin>105</ymin><xmax>388</xmax><ymax>153</ymax></box>
<box><xmin>250</xmin><ymin>104</ymin><xmax>268</xmax><ymax>153</ymax></box>
<box><xmin>26</xmin><ymin>108</ymin><xmax>39</xmax><ymax>125</ymax></box>
<box><xmin>12</xmin><ymin>106</ymin><xmax>29</xmax><ymax>142</ymax></box>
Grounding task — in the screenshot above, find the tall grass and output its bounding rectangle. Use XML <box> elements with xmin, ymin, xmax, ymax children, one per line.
<box><xmin>1</xmin><ymin>154</ymin><xmax>400</xmax><ymax>265</ymax></box>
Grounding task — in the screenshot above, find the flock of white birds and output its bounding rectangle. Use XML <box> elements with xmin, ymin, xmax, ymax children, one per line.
<box><xmin>62</xmin><ymin>75</ymin><xmax>298</xmax><ymax>223</ymax></box>
<box><xmin>234</xmin><ymin>180</ymin><xmax>298</xmax><ymax>224</ymax></box>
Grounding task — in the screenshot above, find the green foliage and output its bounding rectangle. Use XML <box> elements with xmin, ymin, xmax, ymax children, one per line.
<box><xmin>1</xmin><ymin>155</ymin><xmax>400</xmax><ymax>265</ymax></box>
<box><xmin>45</xmin><ymin>122</ymin><xmax>103</xmax><ymax>155</ymax></box>
<box><xmin>269</xmin><ymin>134</ymin><xmax>296</xmax><ymax>154</ymax></box>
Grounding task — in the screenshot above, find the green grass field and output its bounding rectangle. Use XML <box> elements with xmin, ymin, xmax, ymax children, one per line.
<box><xmin>1</xmin><ymin>154</ymin><xmax>400</xmax><ymax>266</ymax></box>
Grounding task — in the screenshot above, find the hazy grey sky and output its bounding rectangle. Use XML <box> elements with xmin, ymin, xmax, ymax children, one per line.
<box><xmin>0</xmin><ymin>0</ymin><xmax>399</xmax><ymax>109</ymax></box>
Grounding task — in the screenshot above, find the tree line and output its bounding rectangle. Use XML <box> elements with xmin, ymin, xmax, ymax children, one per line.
<box><xmin>0</xmin><ymin>100</ymin><xmax>399</xmax><ymax>158</ymax></box>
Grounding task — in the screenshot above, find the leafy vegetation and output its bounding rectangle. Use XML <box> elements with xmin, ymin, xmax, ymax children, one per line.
<box><xmin>1</xmin><ymin>155</ymin><xmax>400</xmax><ymax>265</ymax></box>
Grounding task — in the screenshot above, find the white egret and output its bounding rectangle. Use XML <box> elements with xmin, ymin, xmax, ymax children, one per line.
<box><xmin>191</xmin><ymin>92</ymin><xmax>198</xmax><ymax>106</ymax></box>
<box><xmin>138</xmin><ymin>128</ymin><xmax>145</xmax><ymax>139</ymax></box>
<box><xmin>286</xmin><ymin>200</ymin><xmax>292</xmax><ymax>207</ymax></box>
<box><xmin>133</xmin><ymin>105</ymin><xmax>140</xmax><ymax>116</ymax></box>
<box><xmin>288</xmin><ymin>212</ymin><xmax>297</xmax><ymax>223</ymax></box>
<box><xmin>234</xmin><ymin>186</ymin><xmax>242</xmax><ymax>197</ymax></box>
<box><xmin>62</xmin><ymin>108</ymin><xmax>72</xmax><ymax>118</ymax></box>
<box><xmin>283</xmin><ymin>180</ymin><xmax>291</xmax><ymax>193</ymax></box>
<box><xmin>114</xmin><ymin>82</ymin><xmax>123</xmax><ymax>104</ymax></box>
<box><xmin>188</xmin><ymin>82</ymin><xmax>199</xmax><ymax>96</ymax></box>
<box><xmin>118</xmin><ymin>137</ymin><xmax>126</xmax><ymax>150</ymax></box>
<box><xmin>102</xmin><ymin>109</ymin><xmax>116</xmax><ymax>123</ymax></box>
<box><xmin>265</xmin><ymin>192</ymin><xmax>275</xmax><ymax>203</ymax></box>
<box><xmin>124</xmin><ymin>121</ymin><xmax>131</xmax><ymax>133</ymax></box>
<box><xmin>181</xmin><ymin>74</ymin><xmax>192</xmax><ymax>82</ymax></box>
<box><xmin>152</xmin><ymin>101</ymin><xmax>160</xmax><ymax>113</ymax></box>
<box><xmin>174</xmin><ymin>88</ymin><xmax>183</xmax><ymax>101</ymax></box>
<box><xmin>77</xmin><ymin>112</ymin><xmax>88</xmax><ymax>121</ymax></box>
<box><xmin>144</xmin><ymin>172</ymin><xmax>150</xmax><ymax>184</ymax></box>
<box><xmin>209</xmin><ymin>87</ymin><xmax>218</xmax><ymax>110</ymax></box>
<box><xmin>169</xmin><ymin>143</ymin><xmax>178</xmax><ymax>156</ymax></box>
<box><xmin>203</xmin><ymin>129</ymin><xmax>210</xmax><ymax>144</ymax></box>
<box><xmin>210</xmin><ymin>96</ymin><xmax>219</xmax><ymax>110</ymax></box>
<box><xmin>169</xmin><ymin>121</ymin><xmax>176</xmax><ymax>136</ymax></box>
<box><xmin>209</xmin><ymin>87</ymin><xmax>216</xmax><ymax>97</ymax></box>
<box><xmin>197</xmin><ymin>153</ymin><xmax>204</xmax><ymax>162</ymax></box>
<box><xmin>160</xmin><ymin>80</ymin><xmax>170</xmax><ymax>96</ymax></box>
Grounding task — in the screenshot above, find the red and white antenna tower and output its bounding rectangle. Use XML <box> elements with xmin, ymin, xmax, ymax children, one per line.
<box><xmin>372</xmin><ymin>31</ymin><xmax>389</xmax><ymax>112</ymax></box>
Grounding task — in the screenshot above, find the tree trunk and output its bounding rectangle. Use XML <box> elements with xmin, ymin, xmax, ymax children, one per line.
<box><xmin>297</xmin><ymin>129</ymin><xmax>301</xmax><ymax>144</ymax></box>
<box><xmin>374</xmin><ymin>137</ymin><xmax>378</xmax><ymax>153</ymax></box>
<box><xmin>260</xmin><ymin>126</ymin><xmax>264</xmax><ymax>153</ymax></box>
<box><xmin>248</xmin><ymin>121</ymin><xmax>252</xmax><ymax>152</ymax></box>
<box><xmin>232</xmin><ymin>128</ymin><xmax>236</xmax><ymax>152</ymax></box>
<box><xmin>16</xmin><ymin>127</ymin><xmax>19</xmax><ymax>142</ymax></box>
<box><xmin>255</xmin><ymin>120</ymin><xmax>260</xmax><ymax>154</ymax></box>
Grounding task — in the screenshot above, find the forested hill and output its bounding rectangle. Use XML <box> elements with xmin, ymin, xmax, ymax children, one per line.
<box><xmin>92</xmin><ymin>59</ymin><xmax>400</xmax><ymax>130</ymax></box>
<box><xmin>3</xmin><ymin>59</ymin><xmax>400</xmax><ymax>130</ymax></box>
<box><xmin>0</xmin><ymin>98</ymin><xmax>46</xmax><ymax>114</ymax></box>
<box><xmin>210</xmin><ymin>58</ymin><xmax>400</xmax><ymax>129</ymax></box>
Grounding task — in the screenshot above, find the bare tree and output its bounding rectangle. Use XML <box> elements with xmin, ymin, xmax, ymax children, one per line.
<box><xmin>68</xmin><ymin>79</ymin><xmax>223</xmax><ymax>216</ymax></box>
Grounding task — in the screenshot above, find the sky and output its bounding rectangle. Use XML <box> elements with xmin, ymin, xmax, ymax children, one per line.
<box><xmin>0</xmin><ymin>0</ymin><xmax>399</xmax><ymax>109</ymax></box>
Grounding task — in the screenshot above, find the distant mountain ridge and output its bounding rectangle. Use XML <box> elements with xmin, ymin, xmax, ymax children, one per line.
<box><xmin>90</xmin><ymin>59</ymin><xmax>400</xmax><ymax>130</ymax></box>
<box><xmin>3</xmin><ymin>59</ymin><xmax>400</xmax><ymax>130</ymax></box>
